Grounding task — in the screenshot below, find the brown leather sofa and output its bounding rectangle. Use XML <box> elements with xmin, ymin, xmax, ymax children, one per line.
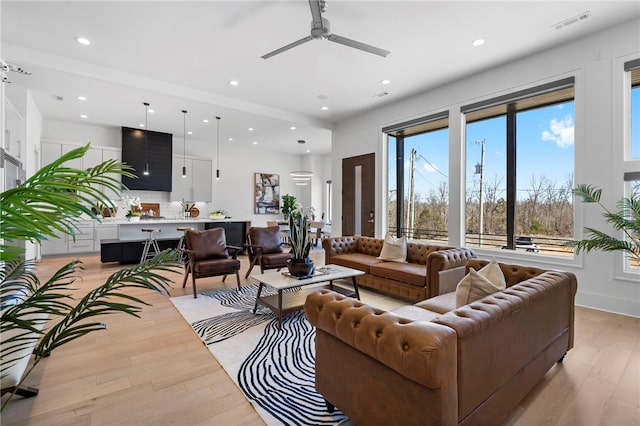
<box><xmin>323</xmin><ymin>236</ymin><xmax>476</xmax><ymax>302</ymax></box>
<box><xmin>304</xmin><ymin>260</ymin><xmax>578</xmax><ymax>426</ymax></box>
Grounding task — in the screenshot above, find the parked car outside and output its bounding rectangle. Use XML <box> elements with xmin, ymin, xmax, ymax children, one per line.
<box><xmin>502</xmin><ymin>236</ymin><xmax>540</xmax><ymax>252</ymax></box>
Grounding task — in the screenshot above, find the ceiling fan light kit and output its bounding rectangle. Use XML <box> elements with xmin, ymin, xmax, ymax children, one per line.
<box><xmin>261</xmin><ymin>0</ymin><xmax>390</xmax><ymax>59</ymax></box>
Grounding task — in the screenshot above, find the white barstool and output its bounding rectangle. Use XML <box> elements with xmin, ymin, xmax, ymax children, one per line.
<box><xmin>140</xmin><ymin>228</ymin><xmax>161</xmax><ymax>263</ymax></box>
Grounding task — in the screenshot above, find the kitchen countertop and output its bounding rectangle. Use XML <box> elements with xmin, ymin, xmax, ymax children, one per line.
<box><xmin>95</xmin><ymin>217</ymin><xmax>245</xmax><ymax>226</ymax></box>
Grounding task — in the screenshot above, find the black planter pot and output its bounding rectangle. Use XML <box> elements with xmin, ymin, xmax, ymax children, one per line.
<box><xmin>287</xmin><ymin>258</ymin><xmax>315</xmax><ymax>277</ymax></box>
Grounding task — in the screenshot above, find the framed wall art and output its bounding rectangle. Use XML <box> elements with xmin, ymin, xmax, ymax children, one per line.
<box><xmin>254</xmin><ymin>172</ymin><xmax>280</xmax><ymax>214</ymax></box>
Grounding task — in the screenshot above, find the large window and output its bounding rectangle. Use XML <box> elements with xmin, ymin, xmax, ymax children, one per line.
<box><xmin>625</xmin><ymin>59</ymin><xmax>640</xmax><ymax>273</ymax></box>
<box><xmin>385</xmin><ymin>113</ymin><xmax>449</xmax><ymax>242</ymax></box>
<box><xmin>463</xmin><ymin>78</ymin><xmax>575</xmax><ymax>255</ymax></box>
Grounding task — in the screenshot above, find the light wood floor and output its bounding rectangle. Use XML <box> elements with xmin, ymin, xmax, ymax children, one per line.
<box><xmin>2</xmin><ymin>252</ymin><xmax>639</xmax><ymax>425</ymax></box>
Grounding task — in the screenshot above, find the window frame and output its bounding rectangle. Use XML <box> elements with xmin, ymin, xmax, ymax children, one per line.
<box><xmin>461</xmin><ymin>77</ymin><xmax>576</xmax><ymax>255</ymax></box>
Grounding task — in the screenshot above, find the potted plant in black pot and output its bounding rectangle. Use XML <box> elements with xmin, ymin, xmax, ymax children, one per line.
<box><xmin>287</xmin><ymin>205</ymin><xmax>314</xmax><ymax>277</ymax></box>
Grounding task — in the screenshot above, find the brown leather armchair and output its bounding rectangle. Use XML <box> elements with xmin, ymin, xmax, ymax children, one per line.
<box><xmin>182</xmin><ymin>228</ymin><xmax>242</xmax><ymax>298</ymax></box>
<box><xmin>244</xmin><ymin>226</ymin><xmax>293</xmax><ymax>278</ymax></box>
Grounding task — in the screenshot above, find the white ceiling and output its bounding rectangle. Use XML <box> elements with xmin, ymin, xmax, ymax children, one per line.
<box><xmin>2</xmin><ymin>1</ymin><xmax>639</xmax><ymax>155</ymax></box>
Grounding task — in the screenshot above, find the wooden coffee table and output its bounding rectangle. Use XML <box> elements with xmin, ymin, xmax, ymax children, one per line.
<box><xmin>250</xmin><ymin>264</ymin><xmax>364</xmax><ymax>329</ymax></box>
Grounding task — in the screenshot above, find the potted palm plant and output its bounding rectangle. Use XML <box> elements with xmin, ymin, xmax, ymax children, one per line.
<box><xmin>287</xmin><ymin>205</ymin><xmax>314</xmax><ymax>277</ymax></box>
<box><xmin>567</xmin><ymin>184</ymin><xmax>639</xmax><ymax>264</ymax></box>
<box><xmin>0</xmin><ymin>144</ymin><xmax>180</xmax><ymax>411</ymax></box>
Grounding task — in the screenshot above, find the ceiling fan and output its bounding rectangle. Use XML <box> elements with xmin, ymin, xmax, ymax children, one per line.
<box><xmin>261</xmin><ymin>0</ymin><xmax>390</xmax><ymax>60</ymax></box>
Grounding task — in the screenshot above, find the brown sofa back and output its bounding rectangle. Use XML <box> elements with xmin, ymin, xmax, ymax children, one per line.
<box><xmin>407</xmin><ymin>243</ymin><xmax>451</xmax><ymax>265</ymax></box>
<box><xmin>355</xmin><ymin>236</ymin><xmax>384</xmax><ymax>257</ymax></box>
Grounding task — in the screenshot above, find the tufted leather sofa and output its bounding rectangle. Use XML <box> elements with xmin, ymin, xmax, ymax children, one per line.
<box><xmin>322</xmin><ymin>236</ymin><xmax>476</xmax><ymax>302</ymax></box>
<box><xmin>304</xmin><ymin>260</ymin><xmax>577</xmax><ymax>426</ymax></box>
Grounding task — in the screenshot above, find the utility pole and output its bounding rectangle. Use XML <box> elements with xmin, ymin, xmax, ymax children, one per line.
<box><xmin>474</xmin><ymin>139</ymin><xmax>485</xmax><ymax>245</ymax></box>
<box><xmin>406</xmin><ymin>148</ymin><xmax>416</xmax><ymax>238</ymax></box>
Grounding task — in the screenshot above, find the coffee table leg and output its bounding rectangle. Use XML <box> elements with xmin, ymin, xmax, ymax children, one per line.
<box><xmin>278</xmin><ymin>289</ymin><xmax>283</xmax><ymax>329</ymax></box>
<box><xmin>253</xmin><ymin>282</ymin><xmax>264</xmax><ymax>313</ymax></box>
<box><xmin>352</xmin><ymin>277</ymin><xmax>360</xmax><ymax>300</ymax></box>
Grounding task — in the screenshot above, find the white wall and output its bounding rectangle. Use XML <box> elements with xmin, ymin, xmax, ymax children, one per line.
<box><xmin>41</xmin><ymin>119</ymin><xmax>331</xmax><ymax>227</ymax></box>
<box><xmin>331</xmin><ymin>19</ymin><xmax>640</xmax><ymax>317</ymax></box>
<box><xmin>24</xmin><ymin>90</ymin><xmax>42</xmax><ymax>259</ymax></box>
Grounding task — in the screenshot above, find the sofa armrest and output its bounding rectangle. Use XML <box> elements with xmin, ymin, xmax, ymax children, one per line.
<box><xmin>427</xmin><ymin>248</ymin><xmax>476</xmax><ymax>297</ymax></box>
<box><xmin>322</xmin><ymin>236</ymin><xmax>359</xmax><ymax>265</ymax></box>
<box><xmin>305</xmin><ymin>289</ymin><xmax>457</xmax><ymax>389</ymax></box>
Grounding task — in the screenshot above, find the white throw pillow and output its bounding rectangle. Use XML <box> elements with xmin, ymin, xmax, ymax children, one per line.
<box><xmin>377</xmin><ymin>233</ymin><xmax>407</xmax><ymax>262</ymax></box>
<box><xmin>455</xmin><ymin>260</ymin><xmax>506</xmax><ymax>307</ymax></box>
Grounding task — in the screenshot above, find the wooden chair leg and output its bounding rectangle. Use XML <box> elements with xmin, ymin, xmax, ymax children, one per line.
<box><xmin>191</xmin><ymin>274</ymin><xmax>198</xmax><ymax>299</ymax></box>
<box><xmin>182</xmin><ymin>264</ymin><xmax>190</xmax><ymax>288</ymax></box>
<box><xmin>245</xmin><ymin>256</ymin><xmax>260</xmax><ymax>279</ymax></box>
<box><xmin>235</xmin><ymin>271</ymin><xmax>241</xmax><ymax>290</ymax></box>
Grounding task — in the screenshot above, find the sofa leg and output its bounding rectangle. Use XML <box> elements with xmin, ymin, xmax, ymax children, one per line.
<box><xmin>325</xmin><ymin>399</ymin><xmax>335</xmax><ymax>413</ymax></box>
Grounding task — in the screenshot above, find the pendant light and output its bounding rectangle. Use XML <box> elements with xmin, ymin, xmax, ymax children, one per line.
<box><xmin>216</xmin><ymin>116</ymin><xmax>221</xmax><ymax>180</ymax></box>
<box><xmin>143</xmin><ymin>102</ymin><xmax>150</xmax><ymax>176</ymax></box>
<box><xmin>181</xmin><ymin>110</ymin><xmax>188</xmax><ymax>178</ymax></box>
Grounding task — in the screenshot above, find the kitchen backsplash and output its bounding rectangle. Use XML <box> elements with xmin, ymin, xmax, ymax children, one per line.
<box><xmin>114</xmin><ymin>190</ymin><xmax>209</xmax><ymax>219</ymax></box>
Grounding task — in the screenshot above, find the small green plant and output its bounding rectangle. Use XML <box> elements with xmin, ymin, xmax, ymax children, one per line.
<box><xmin>281</xmin><ymin>194</ymin><xmax>297</xmax><ymax>219</ymax></box>
<box><xmin>566</xmin><ymin>184</ymin><xmax>639</xmax><ymax>264</ymax></box>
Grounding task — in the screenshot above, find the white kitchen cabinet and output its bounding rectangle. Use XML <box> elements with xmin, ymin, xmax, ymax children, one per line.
<box><xmin>40</xmin><ymin>231</ymin><xmax>68</xmax><ymax>256</ymax></box>
<box><xmin>4</xmin><ymin>100</ymin><xmax>23</xmax><ymax>159</ymax></box>
<box><xmin>94</xmin><ymin>224</ymin><xmax>118</xmax><ymax>252</ymax></box>
<box><xmin>169</xmin><ymin>156</ymin><xmax>212</xmax><ymax>202</ymax></box>
<box><xmin>61</xmin><ymin>144</ymin><xmax>83</xmax><ymax>169</ymax></box>
<box><xmin>41</xmin><ymin>142</ymin><xmax>123</xmax><ymax>203</ymax></box>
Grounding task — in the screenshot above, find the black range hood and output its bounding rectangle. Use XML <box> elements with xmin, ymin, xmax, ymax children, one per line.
<box><xmin>121</xmin><ymin>127</ymin><xmax>172</xmax><ymax>192</ymax></box>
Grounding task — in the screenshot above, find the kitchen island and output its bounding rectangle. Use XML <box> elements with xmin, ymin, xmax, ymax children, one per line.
<box><xmin>99</xmin><ymin>218</ymin><xmax>250</xmax><ymax>264</ymax></box>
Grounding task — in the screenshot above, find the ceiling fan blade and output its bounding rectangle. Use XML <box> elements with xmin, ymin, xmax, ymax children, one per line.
<box><xmin>327</xmin><ymin>34</ymin><xmax>390</xmax><ymax>57</ymax></box>
<box><xmin>308</xmin><ymin>0</ymin><xmax>323</xmax><ymax>27</ymax></box>
<box><xmin>261</xmin><ymin>36</ymin><xmax>314</xmax><ymax>59</ymax></box>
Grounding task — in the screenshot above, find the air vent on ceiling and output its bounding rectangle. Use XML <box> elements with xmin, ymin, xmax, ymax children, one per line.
<box><xmin>53</xmin><ymin>95</ymin><xmax>64</xmax><ymax>102</ymax></box>
<box><xmin>552</xmin><ymin>11</ymin><xmax>590</xmax><ymax>30</ymax></box>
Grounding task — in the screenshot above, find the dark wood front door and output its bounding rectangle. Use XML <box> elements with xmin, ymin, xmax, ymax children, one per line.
<box><xmin>342</xmin><ymin>153</ymin><xmax>375</xmax><ymax>237</ymax></box>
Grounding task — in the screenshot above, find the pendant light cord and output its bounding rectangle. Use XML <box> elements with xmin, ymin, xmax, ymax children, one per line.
<box><xmin>216</xmin><ymin>116</ymin><xmax>221</xmax><ymax>179</ymax></box>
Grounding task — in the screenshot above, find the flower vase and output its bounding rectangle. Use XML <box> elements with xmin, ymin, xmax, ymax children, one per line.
<box><xmin>287</xmin><ymin>258</ymin><xmax>315</xmax><ymax>277</ymax></box>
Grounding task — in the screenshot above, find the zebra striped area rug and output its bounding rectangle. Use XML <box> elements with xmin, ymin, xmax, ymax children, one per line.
<box><xmin>170</xmin><ymin>283</ymin><xmax>349</xmax><ymax>426</ymax></box>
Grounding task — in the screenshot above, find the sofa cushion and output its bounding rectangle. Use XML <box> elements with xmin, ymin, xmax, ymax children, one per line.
<box><xmin>456</xmin><ymin>268</ymin><xmax>504</xmax><ymax>307</ymax></box>
<box><xmin>377</xmin><ymin>233</ymin><xmax>407</xmax><ymax>262</ymax></box>
<box><xmin>331</xmin><ymin>253</ymin><xmax>384</xmax><ymax>274</ymax></box>
<box><xmin>369</xmin><ymin>261</ymin><xmax>427</xmax><ymax>287</ymax></box>
<box><xmin>392</xmin><ymin>305</ymin><xmax>442</xmax><ymax>322</ymax></box>
<box><xmin>415</xmin><ymin>292</ymin><xmax>456</xmax><ymax>314</ymax></box>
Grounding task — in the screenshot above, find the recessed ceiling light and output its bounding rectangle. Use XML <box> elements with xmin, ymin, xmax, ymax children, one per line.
<box><xmin>252</xmin><ymin>141</ymin><xmax>258</xmax><ymax>145</ymax></box>
<box><xmin>306</xmin><ymin>149</ymin><xmax>311</xmax><ymax>153</ymax></box>
<box><xmin>80</xmin><ymin>114</ymin><xmax>88</xmax><ymax>118</ymax></box>
<box><xmin>139</xmin><ymin>124</ymin><xmax>145</xmax><ymax>128</ymax></box>
<box><xmin>248</xmin><ymin>127</ymin><xmax>254</xmax><ymax>131</ymax></box>
<box><xmin>203</xmin><ymin>119</ymin><xmax>209</xmax><ymax>123</ymax></box>
<box><xmin>228</xmin><ymin>137</ymin><xmax>233</xmax><ymax>141</ymax></box>
<box><xmin>77</xmin><ymin>95</ymin><xmax>87</xmax><ymax>101</ymax></box>
<box><xmin>321</xmin><ymin>106</ymin><xmax>329</xmax><ymax>111</ymax></box>
<box><xmin>74</xmin><ymin>36</ymin><xmax>91</xmax><ymax>46</ymax></box>
<box><xmin>381</xmin><ymin>79</ymin><xmax>390</xmax><ymax>85</ymax></box>
<box><xmin>148</xmin><ymin>109</ymin><xmax>155</xmax><ymax>113</ymax></box>
<box><xmin>229</xmin><ymin>80</ymin><xmax>239</xmax><ymax>86</ymax></box>
<box><xmin>472</xmin><ymin>39</ymin><xmax>485</xmax><ymax>47</ymax></box>
<box><xmin>290</xmin><ymin>126</ymin><xmax>296</xmax><ymax>130</ymax></box>
<box><xmin>187</xmin><ymin>131</ymin><xmax>192</xmax><ymax>135</ymax></box>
